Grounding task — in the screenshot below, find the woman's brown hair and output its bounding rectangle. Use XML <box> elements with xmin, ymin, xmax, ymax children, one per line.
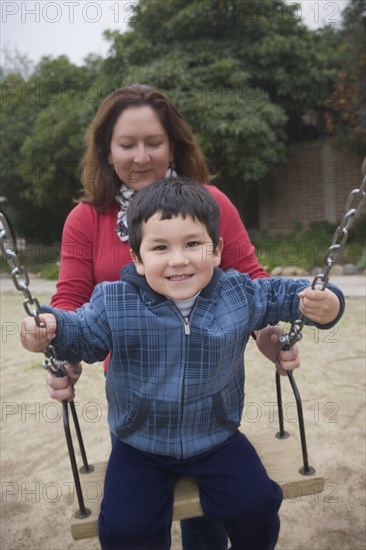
<box><xmin>79</xmin><ymin>84</ymin><xmax>211</xmax><ymax>210</ymax></box>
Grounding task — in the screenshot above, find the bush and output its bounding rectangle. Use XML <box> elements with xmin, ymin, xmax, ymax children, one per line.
<box><xmin>347</xmin><ymin>214</ymin><xmax>366</xmax><ymax>246</ymax></box>
<box><xmin>252</xmin><ymin>218</ymin><xmax>365</xmax><ymax>272</ymax></box>
<box><xmin>39</xmin><ymin>262</ymin><xmax>59</xmax><ymax>280</ymax></box>
<box><xmin>0</xmin><ymin>254</ymin><xmax>59</xmax><ymax>280</ymax></box>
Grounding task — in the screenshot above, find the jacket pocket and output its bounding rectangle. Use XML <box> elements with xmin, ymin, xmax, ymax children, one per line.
<box><xmin>114</xmin><ymin>398</ymin><xmax>151</xmax><ymax>439</ymax></box>
<box><xmin>212</xmin><ymin>389</ymin><xmax>242</xmax><ymax>432</ymax></box>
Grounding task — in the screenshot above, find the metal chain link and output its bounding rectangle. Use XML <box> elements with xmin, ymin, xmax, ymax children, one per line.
<box><xmin>0</xmin><ymin>212</ymin><xmax>69</xmax><ymax>376</ymax></box>
<box><xmin>280</xmin><ymin>161</ymin><xmax>366</xmax><ymax>349</ymax></box>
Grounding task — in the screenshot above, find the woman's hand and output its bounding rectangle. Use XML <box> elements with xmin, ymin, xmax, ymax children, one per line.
<box><xmin>255</xmin><ymin>325</ymin><xmax>300</xmax><ymax>376</ymax></box>
<box><xmin>46</xmin><ymin>363</ymin><xmax>83</xmax><ymax>402</ymax></box>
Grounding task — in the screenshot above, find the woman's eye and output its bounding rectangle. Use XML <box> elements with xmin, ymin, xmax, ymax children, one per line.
<box><xmin>118</xmin><ymin>142</ymin><xmax>162</xmax><ymax>149</ymax></box>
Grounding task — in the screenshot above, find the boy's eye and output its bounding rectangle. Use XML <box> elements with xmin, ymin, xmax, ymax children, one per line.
<box><xmin>153</xmin><ymin>245</ymin><xmax>167</xmax><ymax>251</ymax></box>
<box><xmin>186</xmin><ymin>241</ymin><xmax>200</xmax><ymax>248</ymax></box>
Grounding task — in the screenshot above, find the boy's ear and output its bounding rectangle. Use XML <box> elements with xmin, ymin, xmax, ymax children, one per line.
<box><xmin>213</xmin><ymin>237</ymin><xmax>224</xmax><ymax>267</ymax></box>
<box><xmin>130</xmin><ymin>249</ymin><xmax>145</xmax><ymax>276</ymax></box>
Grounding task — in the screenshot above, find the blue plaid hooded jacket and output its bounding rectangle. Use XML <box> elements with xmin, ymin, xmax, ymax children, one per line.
<box><xmin>43</xmin><ymin>264</ymin><xmax>344</xmax><ymax>459</ymax></box>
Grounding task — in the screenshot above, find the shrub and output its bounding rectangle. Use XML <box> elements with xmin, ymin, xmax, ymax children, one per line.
<box><xmin>252</xmin><ymin>218</ymin><xmax>365</xmax><ymax>272</ymax></box>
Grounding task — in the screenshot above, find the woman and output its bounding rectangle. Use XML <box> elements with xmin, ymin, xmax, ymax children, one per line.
<box><xmin>41</xmin><ymin>84</ymin><xmax>300</xmax><ymax>550</ymax></box>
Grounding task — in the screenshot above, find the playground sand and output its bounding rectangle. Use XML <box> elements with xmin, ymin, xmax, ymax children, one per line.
<box><xmin>1</xmin><ymin>289</ymin><xmax>365</xmax><ymax>550</ymax></box>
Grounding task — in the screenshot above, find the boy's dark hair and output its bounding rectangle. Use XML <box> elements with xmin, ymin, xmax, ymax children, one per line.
<box><xmin>127</xmin><ymin>177</ymin><xmax>220</xmax><ymax>258</ymax></box>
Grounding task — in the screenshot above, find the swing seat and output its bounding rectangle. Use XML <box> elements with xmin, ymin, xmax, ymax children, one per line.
<box><xmin>70</xmin><ymin>429</ymin><xmax>324</xmax><ymax>540</ymax></box>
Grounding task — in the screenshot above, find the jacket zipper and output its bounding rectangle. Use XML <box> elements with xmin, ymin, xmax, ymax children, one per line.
<box><xmin>179</xmin><ymin>316</ymin><xmax>191</xmax><ymax>459</ymax></box>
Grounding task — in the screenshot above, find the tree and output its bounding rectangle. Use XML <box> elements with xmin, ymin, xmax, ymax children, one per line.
<box><xmin>322</xmin><ymin>0</ymin><xmax>366</xmax><ymax>150</ymax></box>
<box><xmin>100</xmin><ymin>0</ymin><xmax>337</xmax><ymax>220</ymax></box>
<box><xmin>0</xmin><ymin>56</ymin><xmax>99</xmax><ymax>241</ymax></box>
<box><xmin>0</xmin><ymin>45</ymin><xmax>34</xmax><ymax>80</ymax></box>
<box><xmin>1</xmin><ymin>1</ymin><xmax>357</xmax><ymax>241</ymax></box>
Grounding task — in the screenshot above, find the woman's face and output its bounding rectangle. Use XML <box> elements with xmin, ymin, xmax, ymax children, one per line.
<box><xmin>108</xmin><ymin>105</ymin><xmax>174</xmax><ymax>191</ymax></box>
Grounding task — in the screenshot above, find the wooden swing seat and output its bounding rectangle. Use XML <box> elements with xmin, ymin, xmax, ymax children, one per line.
<box><xmin>71</xmin><ymin>429</ymin><xmax>324</xmax><ymax>540</ymax></box>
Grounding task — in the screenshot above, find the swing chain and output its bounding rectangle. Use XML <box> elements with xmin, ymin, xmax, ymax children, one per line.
<box><xmin>0</xmin><ymin>212</ymin><xmax>69</xmax><ymax>376</ymax></box>
<box><xmin>280</xmin><ymin>163</ymin><xmax>366</xmax><ymax>349</ymax></box>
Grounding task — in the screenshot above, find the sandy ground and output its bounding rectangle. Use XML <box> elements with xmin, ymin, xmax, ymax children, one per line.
<box><xmin>1</xmin><ymin>280</ymin><xmax>365</xmax><ymax>550</ymax></box>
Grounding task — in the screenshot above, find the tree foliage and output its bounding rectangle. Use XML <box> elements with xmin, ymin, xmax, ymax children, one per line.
<box><xmin>1</xmin><ymin>56</ymin><xmax>100</xmax><ymax>241</ymax></box>
<box><xmin>1</xmin><ymin>0</ymin><xmax>361</xmax><ymax>242</ymax></box>
<box><xmin>100</xmin><ymin>0</ymin><xmax>326</xmax><ymax>216</ymax></box>
<box><xmin>322</xmin><ymin>0</ymin><xmax>366</xmax><ymax>150</ymax></box>
<box><xmin>0</xmin><ymin>46</ymin><xmax>34</xmax><ymax>80</ymax></box>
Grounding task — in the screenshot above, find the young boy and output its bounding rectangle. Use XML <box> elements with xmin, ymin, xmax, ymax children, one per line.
<box><xmin>22</xmin><ymin>178</ymin><xmax>344</xmax><ymax>550</ymax></box>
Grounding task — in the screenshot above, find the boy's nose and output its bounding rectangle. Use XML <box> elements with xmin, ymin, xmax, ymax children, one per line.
<box><xmin>168</xmin><ymin>250</ymin><xmax>189</xmax><ymax>266</ymax></box>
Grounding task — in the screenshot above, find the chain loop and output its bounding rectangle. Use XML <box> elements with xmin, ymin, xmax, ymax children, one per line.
<box><xmin>0</xmin><ymin>212</ymin><xmax>69</xmax><ymax>375</ymax></box>
<box><xmin>280</xmin><ymin>162</ymin><xmax>366</xmax><ymax>349</ymax></box>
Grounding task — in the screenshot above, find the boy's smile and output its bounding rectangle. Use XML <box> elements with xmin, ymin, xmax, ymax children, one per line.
<box><xmin>131</xmin><ymin>213</ymin><xmax>223</xmax><ymax>301</ymax></box>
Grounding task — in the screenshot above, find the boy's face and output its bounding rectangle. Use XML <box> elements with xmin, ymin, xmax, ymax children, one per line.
<box><xmin>131</xmin><ymin>213</ymin><xmax>223</xmax><ymax>301</ymax></box>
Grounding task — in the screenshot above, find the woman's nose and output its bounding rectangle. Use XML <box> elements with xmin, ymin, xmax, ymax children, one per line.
<box><xmin>133</xmin><ymin>145</ymin><xmax>150</xmax><ymax>164</ymax></box>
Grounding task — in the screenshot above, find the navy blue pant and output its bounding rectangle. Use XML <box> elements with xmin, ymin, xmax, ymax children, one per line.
<box><xmin>110</xmin><ymin>432</ymin><xmax>229</xmax><ymax>549</ymax></box>
<box><xmin>180</xmin><ymin>517</ymin><xmax>228</xmax><ymax>549</ymax></box>
<box><xmin>100</xmin><ymin>431</ymin><xmax>282</xmax><ymax>550</ymax></box>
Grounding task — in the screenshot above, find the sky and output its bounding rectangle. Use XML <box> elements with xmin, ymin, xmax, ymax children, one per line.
<box><xmin>1</xmin><ymin>1</ymin><xmax>348</xmax><ymax>69</ymax></box>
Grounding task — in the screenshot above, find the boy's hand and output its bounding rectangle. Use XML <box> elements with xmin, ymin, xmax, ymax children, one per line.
<box><xmin>21</xmin><ymin>313</ymin><xmax>57</xmax><ymax>352</ymax></box>
<box><xmin>299</xmin><ymin>287</ymin><xmax>340</xmax><ymax>325</ymax></box>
